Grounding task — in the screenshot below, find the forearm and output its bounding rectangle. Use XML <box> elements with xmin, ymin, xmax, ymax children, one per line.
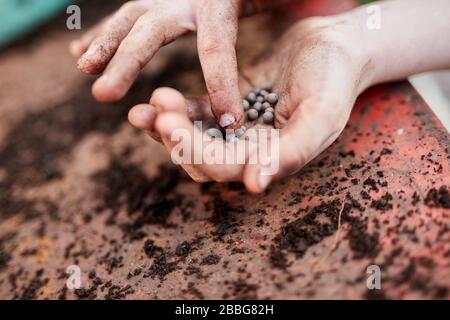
<box><xmin>338</xmin><ymin>0</ymin><xmax>450</xmax><ymax>86</ymax></box>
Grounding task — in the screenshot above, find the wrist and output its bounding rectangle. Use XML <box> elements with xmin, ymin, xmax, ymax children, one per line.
<box><xmin>298</xmin><ymin>14</ymin><xmax>377</xmax><ymax>94</ymax></box>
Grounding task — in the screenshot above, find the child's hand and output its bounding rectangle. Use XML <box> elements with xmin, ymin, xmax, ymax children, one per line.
<box><xmin>128</xmin><ymin>17</ymin><xmax>373</xmax><ymax>191</ymax></box>
<box><xmin>71</xmin><ymin>0</ymin><xmax>284</xmax><ymax>129</ymax></box>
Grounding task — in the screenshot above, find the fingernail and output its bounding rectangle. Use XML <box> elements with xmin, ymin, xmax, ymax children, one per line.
<box><xmin>258</xmin><ymin>170</ymin><xmax>271</xmax><ymax>191</ymax></box>
<box><xmin>80</xmin><ymin>50</ymin><xmax>96</xmax><ymax>64</ymax></box>
<box><xmin>219</xmin><ymin>112</ymin><xmax>235</xmax><ymax>128</ymax></box>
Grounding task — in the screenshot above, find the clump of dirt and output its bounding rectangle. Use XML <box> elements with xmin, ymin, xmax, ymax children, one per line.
<box><xmin>411</xmin><ymin>192</ymin><xmax>420</xmax><ymax>206</ymax></box>
<box><xmin>146</xmin><ymin>251</ymin><xmax>179</xmax><ymax>280</ymax></box>
<box><xmin>363</xmin><ymin>177</ymin><xmax>379</xmax><ymax>192</ymax></box>
<box><xmin>104</xmin><ymin>284</ymin><xmax>134</xmax><ymax>300</ymax></box>
<box><xmin>270</xmin><ymin>199</ymin><xmax>343</xmax><ymax>269</ymax></box>
<box><xmin>92</xmin><ymin>159</ymin><xmax>182</xmax><ymax>234</ymax></box>
<box><xmin>270</xmin><ymin>194</ymin><xmax>381</xmax><ymax>269</ymax></box>
<box><xmin>370</xmin><ymin>192</ymin><xmax>394</xmax><ymax>212</ymax></box>
<box><xmin>373</xmin><ymin>148</ymin><xmax>392</xmax><ymax>163</ymax></box>
<box><xmin>75</xmin><ymin>287</ymin><xmax>97</xmax><ymax>300</ymax></box>
<box><xmin>175</xmin><ymin>241</ymin><xmax>193</xmax><ymax>257</ymax></box>
<box><xmin>18</xmin><ymin>269</ymin><xmax>48</xmax><ymax>300</ymax></box>
<box><xmin>226</xmin><ymin>280</ymin><xmax>259</xmax><ymax>300</ymax></box>
<box><xmin>424</xmin><ymin>186</ymin><xmax>450</xmax><ymax>209</ymax></box>
<box><xmin>201</xmin><ymin>254</ymin><xmax>221</xmax><ymax>265</ymax></box>
<box><xmin>209</xmin><ymin>198</ymin><xmax>243</xmax><ymax>240</ymax></box>
<box><xmin>0</xmin><ymin>238</ymin><xmax>12</xmax><ymax>271</ymax></box>
<box><xmin>144</xmin><ymin>240</ymin><xmax>160</xmax><ymax>258</ymax></box>
<box><xmin>347</xmin><ymin>219</ymin><xmax>380</xmax><ymax>259</ymax></box>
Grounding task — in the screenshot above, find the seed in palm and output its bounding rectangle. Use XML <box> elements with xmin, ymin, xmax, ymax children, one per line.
<box><xmin>253</xmin><ymin>102</ymin><xmax>262</xmax><ymax>112</ymax></box>
<box><xmin>265</xmin><ymin>107</ymin><xmax>275</xmax><ymax>114</ymax></box>
<box><xmin>247</xmin><ymin>108</ymin><xmax>259</xmax><ymax>121</ymax></box>
<box><xmin>262</xmin><ymin>102</ymin><xmax>271</xmax><ymax>111</ymax></box>
<box><xmin>266</xmin><ymin>93</ymin><xmax>278</xmax><ymax>105</ymax></box>
<box><xmin>243</xmin><ymin>99</ymin><xmax>250</xmax><ymax>111</ymax></box>
<box><xmin>246</xmin><ymin>92</ymin><xmax>257</xmax><ymax>103</ymax></box>
<box><xmin>262</xmin><ymin>111</ymin><xmax>274</xmax><ymax>124</ymax></box>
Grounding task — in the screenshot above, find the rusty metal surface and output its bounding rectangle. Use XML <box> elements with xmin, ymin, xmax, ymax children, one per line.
<box><xmin>0</xmin><ymin>1</ymin><xmax>449</xmax><ymax>300</ymax></box>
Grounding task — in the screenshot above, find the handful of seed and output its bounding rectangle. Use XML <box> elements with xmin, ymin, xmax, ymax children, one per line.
<box><xmin>206</xmin><ymin>88</ymin><xmax>278</xmax><ymax>141</ymax></box>
<box><xmin>244</xmin><ymin>88</ymin><xmax>278</xmax><ymax>124</ymax></box>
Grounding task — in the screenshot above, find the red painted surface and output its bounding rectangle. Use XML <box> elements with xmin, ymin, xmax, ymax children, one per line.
<box><xmin>0</xmin><ymin>0</ymin><xmax>448</xmax><ymax>300</ymax></box>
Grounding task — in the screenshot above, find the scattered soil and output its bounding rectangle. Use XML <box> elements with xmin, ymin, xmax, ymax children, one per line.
<box><xmin>424</xmin><ymin>186</ymin><xmax>450</xmax><ymax>209</ymax></box>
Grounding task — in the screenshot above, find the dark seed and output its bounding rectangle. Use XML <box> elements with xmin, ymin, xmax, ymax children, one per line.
<box><xmin>246</xmin><ymin>92</ymin><xmax>257</xmax><ymax>103</ymax></box>
<box><xmin>265</xmin><ymin>107</ymin><xmax>275</xmax><ymax>114</ymax></box>
<box><xmin>262</xmin><ymin>112</ymin><xmax>274</xmax><ymax>124</ymax></box>
<box><xmin>256</xmin><ymin>96</ymin><xmax>264</xmax><ymax>103</ymax></box>
<box><xmin>243</xmin><ymin>100</ymin><xmax>250</xmax><ymax>111</ymax></box>
<box><xmin>253</xmin><ymin>102</ymin><xmax>262</xmax><ymax>112</ymax></box>
<box><xmin>262</xmin><ymin>102</ymin><xmax>271</xmax><ymax>111</ymax></box>
<box><xmin>260</xmin><ymin>90</ymin><xmax>269</xmax><ymax>97</ymax></box>
<box><xmin>266</xmin><ymin>93</ymin><xmax>278</xmax><ymax>104</ymax></box>
<box><xmin>247</xmin><ymin>109</ymin><xmax>259</xmax><ymax>121</ymax></box>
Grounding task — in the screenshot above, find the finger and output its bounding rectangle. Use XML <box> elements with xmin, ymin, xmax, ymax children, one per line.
<box><xmin>148</xmin><ymin>88</ymin><xmax>213</xmax><ymax>182</ymax></box>
<box><xmin>196</xmin><ymin>0</ymin><xmax>244</xmax><ymax>129</ymax></box>
<box><xmin>77</xmin><ymin>2</ymin><xmax>148</xmax><ymax>74</ymax></box>
<box><xmin>92</xmin><ymin>10</ymin><xmax>192</xmax><ymax>102</ymax></box>
<box><xmin>128</xmin><ymin>103</ymin><xmax>161</xmax><ymax>142</ymax></box>
<box><xmin>244</xmin><ymin>99</ymin><xmax>343</xmax><ymax>193</ymax></box>
<box><xmin>129</xmin><ymin>87</ymin><xmax>212</xmax><ymax>145</ymax></box>
<box><xmin>70</xmin><ymin>22</ymin><xmax>103</xmax><ymax>58</ymax></box>
<box><xmin>151</xmin><ymin>87</ymin><xmax>249</xmax><ymax>182</ymax></box>
<box><xmin>155</xmin><ymin>111</ymin><xmax>245</xmax><ymax>183</ymax></box>
<box><xmin>151</xmin><ymin>88</ymin><xmax>244</xmax><ymax>182</ymax></box>
<box><xmin>150</xmin><ymin>87</ymin><xmax>189</xmax><ymax>116</ymax></box>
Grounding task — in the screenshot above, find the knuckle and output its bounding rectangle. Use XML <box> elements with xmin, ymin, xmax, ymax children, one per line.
<box><xmin>127</xmin><ymin>53</ymin><xmax>146</xmax><ymax>71</ymax></box>
<box><xmin>120</xmin><ymin>1</ymin><xmax>142</xmax><ymax>13</ymax></box>
<box><xmin>198</xmin><ymin>38</ymin><xmax>225</xmax><ymax>56</ymax></box>
<box><xmin>115</xmin><ymin>48</ymin><xmax>146</xmax><ymax>71</ymax></box>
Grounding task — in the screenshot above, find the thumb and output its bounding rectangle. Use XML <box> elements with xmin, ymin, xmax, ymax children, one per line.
<box><xmin>244</xmin><ymin>98</ymin><xmax>343</xmax><ymax>193</ymax></box>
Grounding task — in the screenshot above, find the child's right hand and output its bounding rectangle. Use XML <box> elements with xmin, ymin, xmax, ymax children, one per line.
<box><xmin>70</xmin><ymin>0</ymin><xmax>284</xmax><ymax>129</ymax></box>
<box><xmin>128</xmin><ymin>16</ymin><xmax>374</xmax><ymax>191</ymax></box>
